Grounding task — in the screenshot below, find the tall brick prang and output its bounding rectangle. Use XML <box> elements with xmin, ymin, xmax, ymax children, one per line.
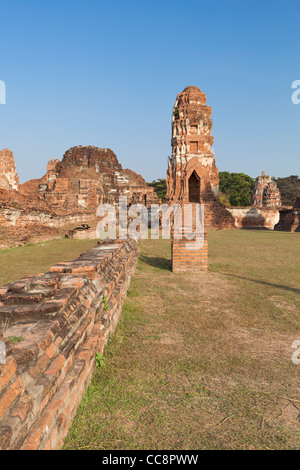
<box><xmin>166</xmin><ymin>86</ymin><xmax>235</xmax><ymax>231</ymax></box>
<box><xmin>166</xmin><ymin>85</ymin><xmax>233</xmax><ymax>272</ymax></box>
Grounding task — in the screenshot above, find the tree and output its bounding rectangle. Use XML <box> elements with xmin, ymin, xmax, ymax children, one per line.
<box><xmin>274</xmin><ymin>175</ymin><xmax>300</xmax><ymax>206</ymax></box>
<box><xmin>147</xmin><ymin>178</ymin><xmax>167</xmax><ymax>202</ymax></box>
<box><xmin>219</xmin><ymin>172</ymin><xmax>255</xmax><ymax>207</ymax></box>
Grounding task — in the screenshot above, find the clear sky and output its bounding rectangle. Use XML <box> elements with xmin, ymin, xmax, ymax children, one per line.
<box><xmin>0</xmin><ymin>0</ymin><xmax>299</xmax><ymax>183</ymax></box>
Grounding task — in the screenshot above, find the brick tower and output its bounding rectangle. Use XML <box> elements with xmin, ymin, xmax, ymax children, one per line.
<box><xmin>166</xmin><ymin>86</ymin><xmax>234</xmax><ymax>272</ymax></box>
<box><xmin>166</xmin><ymin>86</ymin><xmax>234</xmax><ymax>230</ymax></box>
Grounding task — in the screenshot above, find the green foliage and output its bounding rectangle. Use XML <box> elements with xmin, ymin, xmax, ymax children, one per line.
<box><xmin>273</xmin><ymin>175</ymin><xmax>300</xmax><ymax>206</ymax></box>
<box><xmin>147</xmin><ymin>178</ymin><xmax>167</xmax><ymax>203</ymax></box>
<box><xmin>173</xmin><ymin>107</ymin><xmax>179</xmax><ymax>119</ymax></box>
<box><xmin>102</xmin><ymin>294</ymin><xmax>110</xmax><ymax>311</ymax></box>
<box><xmin>219</xmin><ymin>172</ymin><xmax>255</xmax><ymax>207</ymax></box>
<box><xmin>218</xmin><ymin>191</ymin><xmax>231</xmax><ymax>207</ymax></box>
<box><xmin>9</xmin><ymin>336</ymin><xmax>24</xmax><ymax>344</ymax></box>
<box><xmin>95</xmin><ymin>352</ymin><xmax>105</xmax><ymax>368</ymax></box>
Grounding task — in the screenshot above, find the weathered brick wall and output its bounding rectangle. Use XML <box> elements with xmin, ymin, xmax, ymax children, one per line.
<box><xmin>226</xmin><ymin>207</ymin><xmax>280</xmax><ymax>230</ymax></box>
<box><xmin>0</xmin><ymin>187</ymin><xmax>103</xmax><ymax>249</ymax></box>
<box><xmin>0</xmin><ymin>204</ymin><xmax>97</xmax><ymax>249</ymax></box>
<box><xmin>0</xmin><ymin>239</ymin><xmax>139</xmax><ymax>450</ymax></box>
<box><xmin>275</xmin><ymin>198</ymin><xmax>300</xmax><ymax>232</ymax></box>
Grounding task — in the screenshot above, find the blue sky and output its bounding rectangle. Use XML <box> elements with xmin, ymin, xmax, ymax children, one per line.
<box><xmin>0</xmin><ymin>0</ymin><xmax>299</xmax><ymax>183</ymax></box>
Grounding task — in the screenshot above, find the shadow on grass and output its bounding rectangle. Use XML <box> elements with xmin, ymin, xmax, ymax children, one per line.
<box><xmin>219</xmin><ymin>272</ymin><xmax>300</xmax><ymax>295</ymax></box>
<box><xmin>139</xmin><ymin>255</ymin><xmax>172</xmax><ymax>271</ymax></box>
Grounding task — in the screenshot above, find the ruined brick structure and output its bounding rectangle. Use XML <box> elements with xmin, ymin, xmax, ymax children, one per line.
<box><xmin>252</xmin><ymin>171</ymin><xmax>281</xmax><ymax>208</ymax></box>
<box><xmin>20</xmin><ymin>146</ymin><xmax>159</xmax><ymax>211</ymax></box>
<box><xmin>0</xmin><ymin>239</ymin><xmax>139</xmax><ymax>449</ymax></box>
<box><xmin>166</xmin><ymin>86</ymin><xmax>235</xmax><ymax>231</ymax></box>
<box><xmin>166</xmin><ymin>86</ymin><xmax>233</xmax><ymax>272</ymax></box>
<box><xmin>226</xmin><ymin>171</ymin><xmax>282</xmax><ymax>230</ymax></box>
<box><xmin>227</xmin><ymin>206</ymin><xmax>281</xmax><ymax>230</ymax></box>
<box><xmin>0</xmin><ymin>146</ymin><xmax>159</xmax><ymax>249</ymax></box>
<box><xmin>0</xmin><ymin>149</ymin><xmax>19</xmax><ymax>192</ymax></box>
<box><xmin>275</xmin><ymin>197</ymin><xmax>300</xmax><ymax>232</ymax></box>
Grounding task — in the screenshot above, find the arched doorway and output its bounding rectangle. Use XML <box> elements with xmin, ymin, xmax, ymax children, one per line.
<box><xmin>188</xmin><ymin>171</ymin><xmax>200</xmax><ymax>203</ymax></box>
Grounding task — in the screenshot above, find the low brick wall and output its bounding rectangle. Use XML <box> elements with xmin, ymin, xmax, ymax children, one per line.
<box><xmin>226</xmin><ymin>207</ymin><xmax>280</xmax><ymax>230</ymax></box>
<box><xmin>0</xmin><ymin>239</ymin><xmax>139</xmax><ymax>450</ymax></box>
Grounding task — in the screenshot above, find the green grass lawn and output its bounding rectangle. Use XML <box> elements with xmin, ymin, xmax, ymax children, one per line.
<box><xmin>63</xmin><ymin>230</ymin><xmax>300</xmax><ymax>450</ymax></box>
<box><xmin>0</xmin><ymin>238</ymin><xmax>98</xmax><ymax>286</ymax></box>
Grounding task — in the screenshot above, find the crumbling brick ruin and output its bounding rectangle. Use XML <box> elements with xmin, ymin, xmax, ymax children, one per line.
<box><xmin>20</xmin><ymin>146</ymin><xmax>159</xmax><ymax>211</ymax></box>
<box><xmin>226</xmin><ymin>205</ymin><xmax>281</xmax><ymax>230</ymax></box>
<box><xmin>165</xmin><ymin>88</ymin><xmax>288</xmax><ymax>237</ymax></box>
<box><xmin>227</xmin><ymin>171</ymin><xmax>282</xmax><ymax>230</ymax></box>
<box><xmin>0</xmin><ymin>187</ymin><xmax>86</xmax><ymax>249</ymax></box>
<box><xmin>166</xmin><ymin>86</ymin><xmax>230</xmax><ymax>271</ymax></box>
<box><xmin>0</xmin><ymin>146</ymin><xmax>159</xmax><ymax>248</ymax></box>
<box><xmin>252</xmin><ymin>171</ymin><xmax>281</xmax><ymax>208</ymax></box>
<box><xmin>275</xmin><ymin>197</ymin><xmax>300</xmax><ymax>232</ymax></box>
<box><xmin>0</xmin><ymin>239</ymin><xmax>139</xmax><ymax>449</ymax></box>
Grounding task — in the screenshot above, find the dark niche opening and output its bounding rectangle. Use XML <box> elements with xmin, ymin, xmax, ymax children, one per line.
<box><xmin>188</xmin><ymin>171</ymin><xmax>200</xmax><ymax>203</ymax></box>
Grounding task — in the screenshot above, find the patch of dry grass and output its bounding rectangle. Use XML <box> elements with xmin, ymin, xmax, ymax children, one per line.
<box><xmin>0</xmin><ymin>238</ymin><xmax>98</xmax><ymax>286</ymax></box>
<box><xmin>64</xmin><ymin>231</ymin><xmax>300</xmax><ymax>450</ymax></box>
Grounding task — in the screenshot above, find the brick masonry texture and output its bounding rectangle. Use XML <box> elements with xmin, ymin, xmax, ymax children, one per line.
<box><xmin>0</xmin><ymin>239</ymin><xmax>139</xmax><ymax>450</ymax></box>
